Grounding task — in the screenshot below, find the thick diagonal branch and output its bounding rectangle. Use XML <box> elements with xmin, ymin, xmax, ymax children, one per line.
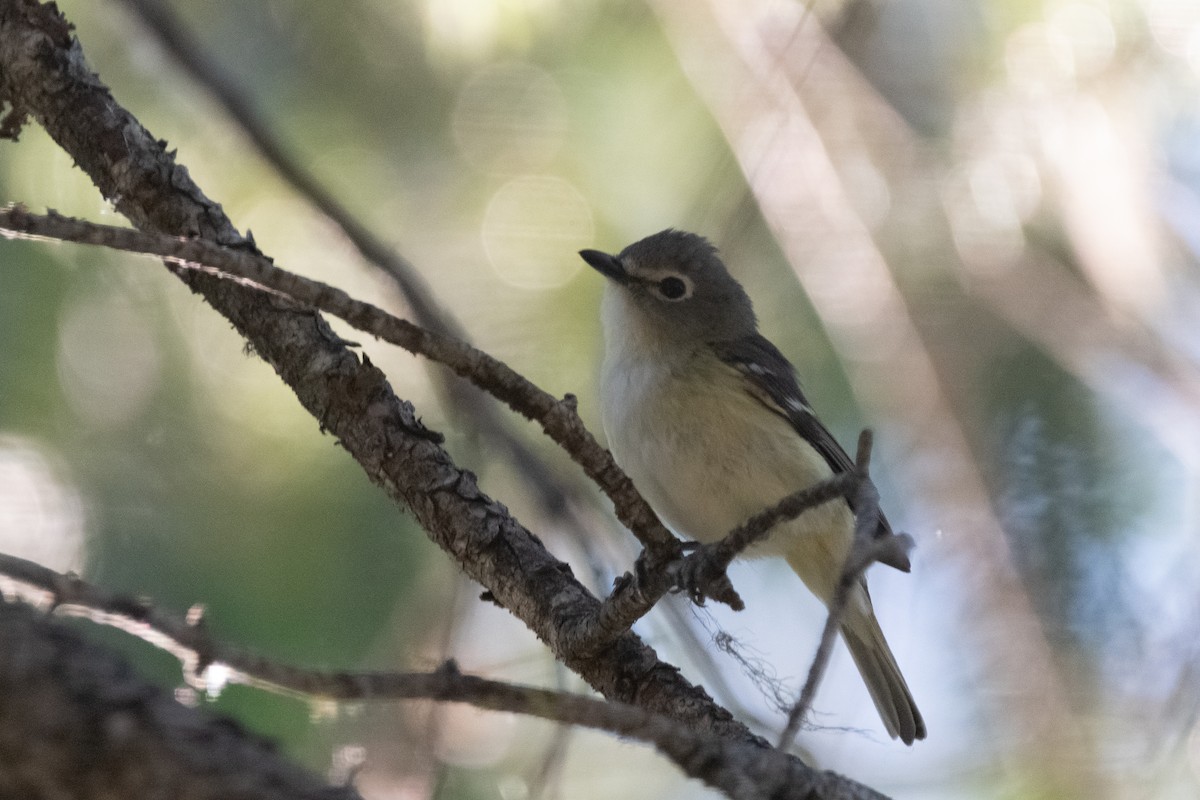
<box><xmin>0</xmin><ymin>205</ymin><xmax>679</xmax><ymax>565</ymax></box>
<box><xmin>0</xmin><ymin>0</ymin><xmax>738</xmax><ymax>747</ymax></box>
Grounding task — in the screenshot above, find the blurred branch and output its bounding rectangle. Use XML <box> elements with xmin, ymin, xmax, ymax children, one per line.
<box><xmin>651</xmin><ymin>0</ymin><xmax>1102</xmax><ymax>788</ymax></box>
<box><xmin>114</xmin><ymin>0</ymin><xmax>451</xmax><ymax>335</ymax></box>
<box><xmin>0</xmin><ymin>5</ymin><xmax>899</xmax><ymax>798</ymax></box>
<box><xmin>0</xmin><ymin>205</ymin><xmax>689</xmax><ymax>590</ymax></box>
<box><xmin>0</xmin><ymin>0</ymin><xmax>759</xmax><ymax>758</ymax></box>
<box><xmin>0</xmin><ymin>597</ymin><xmax>364</xmax><ymax>800</ymax></box>
<box><xmin>970</xmin><ymin>235</ymin><xmax>1200</xmax><ymax>467</ymax></box>
<box><xmin>0</xmin><ymin>553</ymin><xmax>889</xmax><ymax>800</ymax></box>
<box><xmin>527</xmin><ymin>718</ymin><xmax>572</xmax><ymax>800</ymax></box>
<box><xmin>111</xmin><ymin>0</ymin><xmax>616</xmax><ymax>556</ymax></box>
<box><xmin>1</xmin><ymin>208</ymin><xmax>914</xmax><ymax>629</ymax></box>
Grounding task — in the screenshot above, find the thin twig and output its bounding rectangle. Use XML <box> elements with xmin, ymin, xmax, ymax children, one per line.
<box><xmin>0</xmin><ymin>551</ymin><xmax>695</xmax><ymax>718</ymax></box>
<box><xmin>0</xmin><ymin>206</ymin><xmax>681</xmax><ymax>568</ymax></box>
<box><xmin>113</xmin><ymin>0</ymin><xmax>454</xmax><ymax>338</ymax></box>
<box><xmin>0</xmin><ymin>208</ymin><xmax>899</xmax><ymax>644</ymax></box>
<box><xmin>0</xmin><ymin>207</ymin><xmax>745</xmax><ymax>652</ymax></box>
<box><xmin>0</xmin><ymin>553</ymin><xmax>887</xmax><ymax>800</ymax></box>
<box><xmin>672</xmin><ymin>472</ymin><xmax>860</xmax><ymax>611</ymax></box>
<box><xmin>776</xmin><ymin>432</ymin><xmax>912</xmax><ymax>749</ymax></box>
<box><xmin>113</xmin><ymin>0</ymin><xmax>609</xmax><ymax>551</ymax></box>
<box><xmin>581</xmin><ymin>438</ymin><xmax>899</xmax><ymax>644</ymax></box>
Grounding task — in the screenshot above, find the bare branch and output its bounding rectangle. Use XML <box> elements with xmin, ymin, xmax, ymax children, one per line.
<box><xmin>0</xmin><ymin>553</ymin><xmax>889</xmax><ymax>800</ymax></box>
<box><xmin>672</xmin><ymin>473</ymin><xmax>860</xmax><ymax>612</ymax></box>
<box><xmin>110</xmin><ymin>0</ymin><xmax>608</xmax><ymax>545</ymax></box>
<box><xmin>0</xmin><ymin>0</ymin><xmax>748</xmax><ymax>749</ymax></box>
<box><xmin>777</xmin><ymin>433</ymin><xmax>913</xmax><ymax>749</ymax></box>
<box><xmin>0</xmin><ymin>5</ymin><xmax>897</xmax><ymax>795</ymax></box>
<box><xmin>0</xmin><ymin>205</ymin><xmax>681</xmax><ymax>569</ymax></box>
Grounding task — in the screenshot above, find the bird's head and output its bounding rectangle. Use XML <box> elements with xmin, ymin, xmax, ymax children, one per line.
<box><xmin>579</xmin><ymin>229</ymin><xmax>757</xmax><ymax>345</ymax></box>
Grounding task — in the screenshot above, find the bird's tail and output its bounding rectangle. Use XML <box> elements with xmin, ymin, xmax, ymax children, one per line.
<box><xmin>839</xmin><ymin>600</ymin><xmax>925</xmax><ymax>745</ymax></box>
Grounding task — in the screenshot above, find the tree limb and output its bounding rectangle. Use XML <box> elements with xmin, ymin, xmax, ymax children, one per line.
<box><xmin>0</xmin><ymin>2</ymin><xmax>898</xmax><ymax>796</ymax></box>
<box><xmin>110</xmin><ymin>0</ymin><xmax>617</xmax><ymax>554</ymax></box>
<box><xmin>0</xmin><ymin>597</ymin><xmax>365</xmax><ymax>800</ymax></box>
<box><xmin>0</xmin><ymin>553</ymin><xmax>888</xmax><ymax>800</ymax></box>
<box><xmin>0</xmin><ymin>208</ymin><xmax>915</xmax><ymax>636</ymax></box>
<box><xmin>0</xmin><ymin>0</ymin><xmax>743</xmax><ymax>747</ymax></box>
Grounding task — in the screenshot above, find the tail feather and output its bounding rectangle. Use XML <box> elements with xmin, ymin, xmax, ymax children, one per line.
<box><xmin>840</xmin><ymin>605</ymin><xmax>925</xmax><ymax>745</ymax></box>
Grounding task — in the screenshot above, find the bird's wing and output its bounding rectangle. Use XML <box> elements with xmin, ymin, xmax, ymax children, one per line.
<box><xmin>712</xmin><ymin>333</ymin><xmax>910</xmax><ymax>572</ymax></box>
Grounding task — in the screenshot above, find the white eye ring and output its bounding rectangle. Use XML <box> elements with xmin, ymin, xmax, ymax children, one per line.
<box><xmin>654</xmin><ymin>273</ymin><xmax>692</xmax><ymax>301</ymax></box>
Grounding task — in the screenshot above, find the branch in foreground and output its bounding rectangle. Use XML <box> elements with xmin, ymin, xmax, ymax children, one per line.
<box><xmin>0</xmin><ymin>9</ymin><xmax>894</xmax><ymax>796</ymax></box>
<box><xmin>0</xmin><ymin>2</ymin><xmax>767</xmax><ymax>758</ymax></box>
<box><xmin>0</xmin><ymin>554</ymin><xmax>889</xmax><ymax>800</ymax></box>
<box><xmin>0</xmin><ymin>597</ymin><xmax>364</xmax><ymax>800</ymax></box>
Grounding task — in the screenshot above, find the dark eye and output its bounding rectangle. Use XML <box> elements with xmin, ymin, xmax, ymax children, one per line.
<box><xmin>658</xmin><ymin>276</ymin><xmax>688</xmax><ymax>300</ymax></box>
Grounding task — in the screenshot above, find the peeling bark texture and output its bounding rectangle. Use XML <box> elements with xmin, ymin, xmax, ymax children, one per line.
<box><xmin>0</xmin><ymin>599</ymin><xmax>361</xmax><ymax>800</ymax></box>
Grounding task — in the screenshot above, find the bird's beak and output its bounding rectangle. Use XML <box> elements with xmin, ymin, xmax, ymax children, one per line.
<box><xmin>579</xmin><ymin>248</ymin><xmax>629</xmax><ymax>284</ymax></box>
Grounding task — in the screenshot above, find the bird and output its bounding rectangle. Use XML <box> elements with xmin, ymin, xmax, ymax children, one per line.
<box><xmin>579</xmin><ymin>229</ymin><xmax>925</xmax><ymax>744</ymax></box>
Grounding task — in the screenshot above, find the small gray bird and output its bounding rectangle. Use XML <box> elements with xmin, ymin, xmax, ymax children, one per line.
<box><xmin>580</xmin><ymin>229</ymin><xmax>925</xmax><ymax>744</ymax></box>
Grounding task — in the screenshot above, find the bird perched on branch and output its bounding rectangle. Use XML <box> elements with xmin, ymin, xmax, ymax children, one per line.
<box><xmin>580</xmin><ymin>229</ymin><xmax>924</xmax><ymax>744</ymax></box>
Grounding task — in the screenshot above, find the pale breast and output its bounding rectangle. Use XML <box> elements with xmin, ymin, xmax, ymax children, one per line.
<box><xmin>601</xmin><ymin>347</ymin><xmax>852</xmax><ymax>562</ymax></box>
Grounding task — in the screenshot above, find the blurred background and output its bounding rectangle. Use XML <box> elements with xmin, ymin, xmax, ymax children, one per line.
<box><xmin>2</xmin><ymin>0</ymin><xmax>1200</xmax><ymax>797</ymax></box>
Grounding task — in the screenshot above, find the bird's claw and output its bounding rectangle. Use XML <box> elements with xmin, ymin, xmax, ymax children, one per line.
<box><xmin>670</xmin><ymin>544</ymin><xmax>745</xmax><ymax>611</ymax></box>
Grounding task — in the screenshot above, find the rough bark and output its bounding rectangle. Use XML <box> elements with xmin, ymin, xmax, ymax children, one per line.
<box><xmin>0</xmin><ymin>0</ymin><xmax>740</xmax><ymax>742</ymax></box>
<box><xmin>0</xmin><ymin>2</ymin><xmax>890</xmax><ymax>798</ymax></box>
